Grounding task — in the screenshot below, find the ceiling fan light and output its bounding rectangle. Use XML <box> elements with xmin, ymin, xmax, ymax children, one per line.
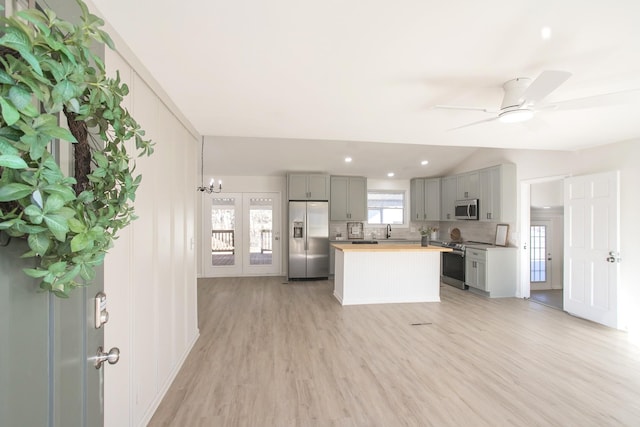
<box><xmin>498</xmin><ymin>108</ymin><xmax>534</xmax><ymax>123</ymax></box>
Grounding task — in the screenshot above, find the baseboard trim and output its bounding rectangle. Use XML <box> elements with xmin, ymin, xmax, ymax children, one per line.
<box><xmin>137</xmin><ymin>330</ymin><xmax>200</xmax><ymax>427</ymax></box>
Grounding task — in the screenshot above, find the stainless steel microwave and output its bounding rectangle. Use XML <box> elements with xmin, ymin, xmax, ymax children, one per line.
<box><xmin>454</xmin><ymin>199</ymin><xmax>479</xmax><ymax>220</ymax></box>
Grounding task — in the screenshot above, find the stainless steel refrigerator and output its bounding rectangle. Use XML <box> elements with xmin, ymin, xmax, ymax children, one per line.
<box><xmin>288</xmin><ymin>201</ymin><xmax>329</xmax><ymax>280</ymax></box>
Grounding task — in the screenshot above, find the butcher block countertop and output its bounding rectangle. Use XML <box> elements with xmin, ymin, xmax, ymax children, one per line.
<box><xmin>332</xmin><ymin>243</ymin><xmax>453</xmax><ymax>253</ymax></box>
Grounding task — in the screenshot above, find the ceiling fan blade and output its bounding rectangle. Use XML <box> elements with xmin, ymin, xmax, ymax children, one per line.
<box><xmin>521</xmin><ymin>70</ymin><xmax>572</xmax><ymax>104</ymax></box>
<box><xmin>448</xmin><ymin>116</ymin><xmax>499</xmax><ymax>131</ymax></box>
<box><xmin>434</xmin><ymin>105</ymin><xmax>496</xmax><ymax>114</ymax></box>
<box><xmin>543</xmin><ymin>88</ymin><xmax>640</xmax><ymax>111</ymax></box>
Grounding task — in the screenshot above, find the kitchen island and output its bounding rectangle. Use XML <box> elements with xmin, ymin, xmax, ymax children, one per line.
<box><xmin>331</xmin><ymin>243</ymin><xmax>452</xmax><ymax>305</ymax></box>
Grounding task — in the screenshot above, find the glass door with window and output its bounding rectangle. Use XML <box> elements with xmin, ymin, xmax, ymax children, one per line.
<box><xmin>206</xmin><ymin>194</ymin><xmax>243</xmax><ymax>276</ymax></box>
<box><xmin>204</xmin><ymin>192</ymin><xmax>280</xmax><ymax>277</ymax></box>
<box><xmin>243</xmin><ymin>194</ymin><xmax>280</xmax><ymax>275</ymax></box>
<box><xmin>530</xmin><ymin>221</ymin><xmax>551</xmax><ymax>289</ymax></box>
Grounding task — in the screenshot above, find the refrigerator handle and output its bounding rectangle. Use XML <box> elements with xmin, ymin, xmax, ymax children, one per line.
<box><xmin>304</xmin><ymin>217</ymin><xmax>308</xmax><ymax>251</ymax></box>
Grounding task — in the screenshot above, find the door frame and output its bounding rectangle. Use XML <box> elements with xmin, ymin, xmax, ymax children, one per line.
<box><xmin>518</xmin><ymin>175</ymin><xmax>567</xmax><ymax>299</ymax></box>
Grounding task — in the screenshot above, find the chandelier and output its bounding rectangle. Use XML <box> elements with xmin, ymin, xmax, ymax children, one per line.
<box><xmin>196</xmin><ymin>136</ymin><xmax>222</xmax><ymax>193</ymax></box>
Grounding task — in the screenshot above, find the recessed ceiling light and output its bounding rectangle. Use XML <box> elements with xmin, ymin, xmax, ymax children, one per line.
<box><xmin>543</xmin><ymin>206</ymin><xmax>551</xmax><ymax>209</ymax></box>
<box><xmin>541</xmin><ymin>26</ymin><xmax>552</xmax><ymax>40</ymax></box>
<box><xmin>421</xmin><ymin>160</ymin><xmax>429</xmax><ymax>166</ymax></box>
<box><xmin>387</xmin><ymin>172</ymin><xmax>395</xmax><ymax>178</ymax></box>
<box><xmin>344</xmin><ymin>157</ymin><xmax>352</xmax><ymax>163</ymax></box>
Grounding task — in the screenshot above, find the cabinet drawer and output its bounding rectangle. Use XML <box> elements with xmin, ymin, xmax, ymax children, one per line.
<box><xmin>466</xmin><ymin>249</ymin><xmax>486</xmax><ymax>261</ymax></box>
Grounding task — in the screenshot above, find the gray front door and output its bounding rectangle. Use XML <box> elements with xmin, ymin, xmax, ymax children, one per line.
<box><xmin>0</xmin><ymin>236</ymin><xmax>105</xmax><ymax>426</ymax></box>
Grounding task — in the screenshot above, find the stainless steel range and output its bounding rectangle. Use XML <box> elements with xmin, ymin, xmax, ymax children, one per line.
<box><xmin>431</xmin><ymin>240</ymin><xmax>467</xmax><ymax>289</ymax></box>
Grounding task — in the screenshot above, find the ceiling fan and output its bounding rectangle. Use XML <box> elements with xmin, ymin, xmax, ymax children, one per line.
<box><xmin>434</xmin><ymin>70</ymin><xmax>574</xmax><ymax>129</ymax></box>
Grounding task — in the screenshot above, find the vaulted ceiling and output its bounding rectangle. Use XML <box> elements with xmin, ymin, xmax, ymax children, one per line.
<box><xmin>91</xmin><ymin>0</ymin><xmax>640</xmax><ymax>177</ymax></box>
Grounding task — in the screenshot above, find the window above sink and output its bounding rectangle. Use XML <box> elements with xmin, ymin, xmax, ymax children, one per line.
<box><xmin>367</xmin><ymin>190</ymin><xmax>405</xmax><ymax>225</ymax></box>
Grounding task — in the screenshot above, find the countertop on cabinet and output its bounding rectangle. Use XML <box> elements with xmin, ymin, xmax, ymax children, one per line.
<box><xmin>332</xmin><ymin>243</ymin><xmax>452</xmax><ymax>253</ymax></box>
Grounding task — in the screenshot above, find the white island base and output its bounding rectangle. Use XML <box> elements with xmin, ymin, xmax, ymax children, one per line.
<box><xmin>333</xmin><ymin>244</ymin><xmax>449</xmax><ymax>305</ymax></box>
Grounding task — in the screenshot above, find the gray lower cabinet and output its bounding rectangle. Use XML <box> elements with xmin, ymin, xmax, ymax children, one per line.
<box><xmin>330</xmin><ymin>176</ymin><xmax>367</xmax><ymax>221</ymax></box>
<box><xmin>465</xmin><ymin>246</ymin><xmax>517</xmax><ymax>297</ymax></box>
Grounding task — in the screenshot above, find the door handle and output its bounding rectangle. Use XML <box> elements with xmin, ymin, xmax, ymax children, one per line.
<box><xmin>95</xmin><ymin>346</ymin><xmax>120</xmax><ymax>369</ymax></box>
<box><xmin>607</xmin><ymin>251</ymin><xmax>621</xmax><ymax>263</ymax></box>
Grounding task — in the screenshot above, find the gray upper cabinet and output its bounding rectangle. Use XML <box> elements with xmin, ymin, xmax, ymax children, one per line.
<box><xmin>457</xmin><ymin>171</ymin><xmax>479</xmax><ymax>200</ymax></box>
<box><xmin>479</xmin><ymin>164</ymin><xmax>516</xmax><ymax>222</ymax></box>
<box><xmin>288</xmin><ymin>173</ymin><xmax>330</xmax><ymax>200</ymax></box>
<box><xmin>438</xmin><ymin>164</ymin><xmax>516</xmax><ymax>222</ymax></box>
<box><xmin>440</xmin><ymin>175</ymin><xmax>457</xmax><ymax>220</ymax></box>
<box><xmin>411</xmin><ymin>178</ymin><xmax>441</xmax><ymax>221</ymax></box>
<box><xmin>330</xmin><ymin>176</ymin><xmax>367</xmax><ymax>221</ymax></box>
<box><xmin>410</xmin><ymin>179</ymin><xmax>425</xmax><ymax>221</ymax></box>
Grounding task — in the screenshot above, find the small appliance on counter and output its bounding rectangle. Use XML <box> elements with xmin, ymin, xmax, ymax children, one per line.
<box><xmin>347</xmin><ymin>222</ymin><xmax>364</xmax><ymax>239</ymax></box>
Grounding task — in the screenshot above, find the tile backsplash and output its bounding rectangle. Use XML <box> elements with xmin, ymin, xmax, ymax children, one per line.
<box><xmin>330</xmin><ymin>220</ymin><xmax>516</xmax><ymax>246</ymax></box>
<box><xmin>439</xmin><ymin>221</ymin><xmax>516</xmax><ymax>246</ymax></box>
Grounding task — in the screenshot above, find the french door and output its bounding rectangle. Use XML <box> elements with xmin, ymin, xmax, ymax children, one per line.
<box><xmin>203</xmin><ymin>192</ymin><xmax>281</xmax><ymax>277</ymax></box>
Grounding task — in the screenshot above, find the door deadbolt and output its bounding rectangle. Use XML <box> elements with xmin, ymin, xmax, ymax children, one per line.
<box><xmin>95</xmin><ymin>346</ymin><xmax>120</xmax><ymax>369</ymax></box>
<box><xmin>94</xmin><ymin>292</ymin><xmax>109</xmax><ymax>329</ymax></box>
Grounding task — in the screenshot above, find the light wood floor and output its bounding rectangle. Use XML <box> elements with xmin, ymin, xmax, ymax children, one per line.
<box><xmin>530</xmin><ymin>289</ymin><xmax>563</xmax><ymax>310</ymax></box>
<box><xmin>149</xmin><ymin>277</ymin><xmax>640</xmax><ymax>426</ymax></box>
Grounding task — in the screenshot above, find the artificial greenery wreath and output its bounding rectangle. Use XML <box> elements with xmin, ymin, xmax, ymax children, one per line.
<box><xmin>0</xmin><ymin>0</ymin><xmax>153</xmax><ymax>297</ymax></box>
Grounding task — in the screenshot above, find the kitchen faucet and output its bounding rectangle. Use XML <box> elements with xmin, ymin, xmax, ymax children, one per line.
<box><xmin>386</xmin><ymin>224</ymin><xmax>392</xmax><ymax>239</ymax></box>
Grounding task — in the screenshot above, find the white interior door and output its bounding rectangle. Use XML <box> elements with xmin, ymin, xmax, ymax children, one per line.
<box><xmin>564</xmin><ymin>171</ymin><xmax>620</xmax><ymax>328</ymax></box>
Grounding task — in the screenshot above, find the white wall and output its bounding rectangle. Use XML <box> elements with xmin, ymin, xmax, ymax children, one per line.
<box><xmin>531</xmin><ymin>180</ymin><xmax>564</xmax><ymax>208</ymax></box>
<box><xmin>102</xmin><ymin>48</ymin><xmax>199</xmax><ymax>427</ymax></box>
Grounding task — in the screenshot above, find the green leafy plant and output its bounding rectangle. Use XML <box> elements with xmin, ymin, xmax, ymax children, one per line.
<box><xmin>0</xmin><ymin>0</ymin><xmax>153</xmax><ymax>297</ymax></box>
<box><xmin>419</xmin><ymin>226</ymin><xmax>438</xmax><ymax>236</ymax></box>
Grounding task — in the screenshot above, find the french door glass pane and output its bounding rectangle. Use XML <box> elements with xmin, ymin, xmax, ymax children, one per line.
<box><xmin>211</xmin><ymin>197</ymin><xmax>236</xmax><ymax>266</ymax></box>
<box><xmin>249</xmin><ymin>197</ymin><xmax>273</xmax><ymax>266</ymax></box>
<box><xmin>530</xmin><ymin>225</ymin><xmax>546</xmax><ymax>282</ymax></box>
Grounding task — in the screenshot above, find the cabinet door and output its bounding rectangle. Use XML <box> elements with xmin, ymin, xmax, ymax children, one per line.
<box><xmin>348</xmin><ymin>177</ymin><xmax>367</xmax><ymax>221</ymax></box>
<box><xmin>465</xmin><ymin>257</ymin><xmax>477</xmax><ymax>288</ymax></box>
<box><xmin>479</xmin><ymin>168</ymin><xmax>494</xmax><ymax>221</ymax></box>
<box><xmin>288</xmin><ymin>174</ymin><xmax>309</xmax><ymax>200</ymax></box>
<box><xmin>440</xmin><ymin>176</ymin><xmax>457</xmax><ymax>220</ymax></box>
<box><xmin>308</xmin><ymin>175</ymin><xmax>330</xmax><ymax>200</ymax></box>
<box><xmin>424</xmin><ymin>178</ymin><xmax>441</xmax><ymax>221</ymax></box>
<box><xmin>457</xmin><ymin>171</ymin><xmax>479</xmax><ymax>199</ymax></box>
<box><xmin>410</xmin><ymin>179</ymin><xmax>425</xmax><ymax>221</ymax></box>
<box><xmin>466</xmin><ymin>249</ymin><xmax>487</xmax><ymax>290</ymax></box>
<box><xmin>329</xmin><ymin>176</ymin><xmax>349</xmax><ymax>220</ymax></box>
<box><xmin>479</xmin><ymin>164</ymin><xmax>516</xmax><ymax>222</ymax></box>
<box><xmin>476</xmin><ymin>260</ymin><xmax>487</xmax><ymax>291</ymax></box>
